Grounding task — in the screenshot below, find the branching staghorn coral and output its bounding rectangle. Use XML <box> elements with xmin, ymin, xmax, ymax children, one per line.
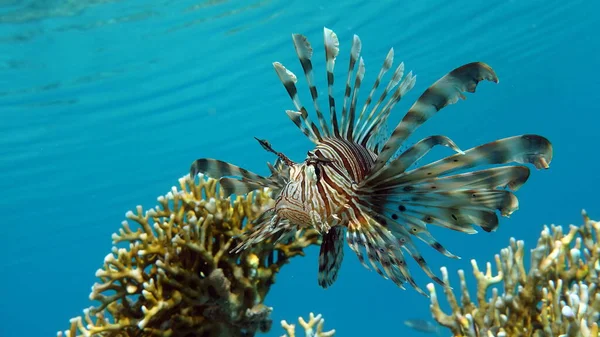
<box><xmin>428</xmin><ymin>210</ymin><xmax>600</xmax><ymax>337</ymax></box>
<box><xmin>59</xmin><ymin>174</ymin><xmax>320</xmax><ymax>337</ymax></box>
<box><xmin>280</xmin><ymin>313</ymin><xmax>335</xmax><ymax>337</ymax></box>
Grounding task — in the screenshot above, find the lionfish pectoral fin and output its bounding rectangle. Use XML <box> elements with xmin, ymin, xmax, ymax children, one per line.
<box><xmin>231</xmin><ymin>213</ymin><xmax>296</xmax><ymax>254</ymax></box>
<box><xmin>358</xmin><ymin>135</ymin><xmax>552</xmax><ymax>235</ymax></box>
<box><xmin>361</xmin><ymin>135</ymin><xmax>465</xmax><ymax>185</ymax></box>
<box><xmin>345</xmin><ymin>219</ymin><xmax>440</xmax><ymax>296</ymax></box>
<box><xmin>347</xmin><ymin>135</ymin><xmax>552</xmax><ymax>291</ymax></box>
<box><xmin>317</xmin><ymin>226</ymin><xmax>345</xmax><ymax>288</ymax></box>
<box><xmin>218</xmin><ymin>178</ymin><xmax>265</xmax><ymax>196</ymax></box>
<box><xmin>190</xmin><ymin>158</ymin><xmax>284</xmax><ymax>197</ymax></box>
<box><xmin>369</xmin><ymin>62</ymin><xmax>499</xmax><ymax>173</ymax></box>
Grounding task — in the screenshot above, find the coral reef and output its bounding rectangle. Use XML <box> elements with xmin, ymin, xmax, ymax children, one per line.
<box><xmin>280</xmin><ymin>313</ymin><xmax>335</xmax><ymax>337</ymax></box>
<box><xmin>428</xmin><ymin>210</ymin><xmax>600</xmax><ymax>337</ymax></box>
<box><xmin>59</xmin><ymin>174</ymin><xmax>320</xmax><ymax>337</ymax></box>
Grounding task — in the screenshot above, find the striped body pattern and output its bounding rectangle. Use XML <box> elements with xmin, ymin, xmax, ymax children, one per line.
<box><xmin>189</xmin><ymin>28</ymin><xmax>553</xmax><ymax>295</ymax></box>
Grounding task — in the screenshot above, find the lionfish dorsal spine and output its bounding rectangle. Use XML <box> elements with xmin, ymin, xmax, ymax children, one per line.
<box><xmin>367</xmin><ymin>62</ymin><xmax>500</xmax><ymax>175</ymax></box>
<box><xmin>352</xmin><ymin>47</ymin><xmax>395</xmax><ymax>145</ymax></box>
<box><xmin>324</xmin><ymin>27</ymin><xmax>341</xmax><ymax>138</ymax></box>
<box><xmin>291</xmin><ymin>33</ymin><xmax>330</xmax><ymax>138</ymax></box>
<box><xmin>273</xmin><ymin>62</ymin><xmax>323</xmax><ymax>143</ymax></box>
<box><xmin>345</xmin><ymin>56</ymin><xmax>365</xmax><ymax>141</ymax></box>
<box><xmin>358</xmin><ymin>68</ymin><xmax>416</xmax><ymax>150</ymax></box>
<box><xmin>339</xmin><ymin>34</ymin><xmax>362</xmax><ymax>140</ymax></box>
<box><xmin>275</xmin><ymin>27</ymin><xmax>418</xmax><ymax>152</ymax></box>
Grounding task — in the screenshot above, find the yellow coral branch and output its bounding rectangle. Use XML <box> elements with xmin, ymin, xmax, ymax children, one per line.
<box><xmin>59</xmin><ymin>174</ymin><xmax>320</xmax><ymax>337</ymax></box>
<box><xmin>428</xmin><ymin>210</ymin><xmax>600</xmax><ymax>337</ymax></box>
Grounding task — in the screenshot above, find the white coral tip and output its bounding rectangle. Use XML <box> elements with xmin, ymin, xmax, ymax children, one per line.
<box><xmin>103</xmin><ymin>253</ymin><xmax>114</xmax><ymax>263</ymax></box>
<box><xmin>562</xmin><ymin>305</ymin><xmax>575</xmax><ymax>318</ymax></box>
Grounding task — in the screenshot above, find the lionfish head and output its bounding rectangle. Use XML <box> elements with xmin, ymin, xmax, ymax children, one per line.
<box><xmin>273</xmin><ymin>160</ymin><xmax>322</xmax><ymax>229</ymax></box>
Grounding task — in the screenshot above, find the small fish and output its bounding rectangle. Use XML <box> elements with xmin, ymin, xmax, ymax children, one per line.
<box><xmin>404</xmin><ymin>319</ymin><xmax>440</xmax><ymax>334</ymax></box>
<box><xmin>189</xmin><ymin>27</ymin><xmax>553</xmax><ymax>295</ymax></box>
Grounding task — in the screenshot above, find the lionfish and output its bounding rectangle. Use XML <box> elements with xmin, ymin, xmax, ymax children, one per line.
<box><xmin>189</xmin><ymin>27</ymin><xmax>553</xmax><ymax>295</ymax></box>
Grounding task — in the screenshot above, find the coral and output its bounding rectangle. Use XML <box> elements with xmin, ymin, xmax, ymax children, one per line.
<box><xmin>428</xmin><ymin>210</ymin><xmax>600</xmax><ymax>337</ymax></box>
<box><xmin>59</xmin><ymin>174</ymin><xmax>320</xmax><ymax>337</ymax></box>
<box><xmin>280</xmin><ymin>313</ymin><xmax>335</xmax><ymax>337</ymax></box>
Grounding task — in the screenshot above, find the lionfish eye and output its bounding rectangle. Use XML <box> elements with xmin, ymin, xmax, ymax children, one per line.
<box><xmin>306</xmin><ymin>161</ymin><xmax>322</xmax><ymax>182</ymax></box>
<box><xmin>314</xmin><ymin>165</ymin><xmax>321</xmax><ymax>180</ymax></box>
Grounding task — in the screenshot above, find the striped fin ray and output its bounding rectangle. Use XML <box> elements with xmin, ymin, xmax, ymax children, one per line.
<box><xmin>394</xmin><ymin>205</ymin><xmax>481</xmax><ymax>234</ymax></box>
<box><xmin>345</xmin><ymin>57</ymin><xmax>365</xmax><ymax>141</ymax></box>
<box><xmin>189</xmin><ymin>159</ymin><xmax>282</xmax><ymax>197</ymax></box>
<box><xmin>364</xmin><ymin>135</ymin><xmax>464</xmax><ymax>184</ymax></box>
<box><xmin>366</xmin><ymin>134</ymin><xmax>553</xmax><ymax>189</ymax></box>
<box><xmin>340</xmin><ymin>35</ymin><xmax>362</xmax><ymax>140</ymax></box>
<box><xmin>218</xmin><ymin>178</ymin><xmax>269</xmax><ymax>196</ymax></box>
<box><xmin>347</xmin><ymin>188</ymin><xmax>516</xmax><ymax>293</ymax></box>
<box><xmin>385</xmin><ymin>212</ymin><xmax>460</xmax><ymax>258</ymax></box>
<box><xmin>353</xmin><ymin>48</ymin><xmax>394</xmax><ymax>142</ymax></box>
<box><xmin>346</xmin><ymin>222</ymin><xmax>396</xmax><ymax>282</ymax></box>
<box><xmin>355</xmin><ymin>61</ymin><xmax>408</xmax><ymax>147</ymax></box>
<box><xmin>266</xmin><ymin>158</ymin><xmax>290</xmax><ymax>184</ymax></box>
<box><xmin>356</xmin><ymin>221</ymin><xmax>388</xmax><ymax>278</ymax></box>
<box><xmin>234</xmin><ymin>209</ymin><xmax>276</xmax><ymax>253</ymax></box>
<box><xmin>345</xmin><ymin>134</ymin><xmax>553</xmax><ymax>290</ymax></box>
<box><xmin>369</xmin><ymin>188</ymin><xmax>520</xmax><ymax>222</ymax></box>
<box><xmin>364</xmin><ymin>71</ymin><xmax>417</xmax><ymax>152</ymax></box>
<box><xmin>368</xmin><ymin>211</ymin><xmax>452</xmax><ymax>284</ymax></box>
<box><xmin>381</xmin><ymin>166</ymin><xmax>531</xmax><ymax>193</ymax></box>
<box><xmin>266</xmin><ymin>160</ymin><xmax>280</xmax><ymax>175</ymax></box>
<box><xmin>277</xmin><ymin>27</ymin><xmax>416</xmax><ymax>149</ymax></box>
<box><xmin>273</xmin><ymin>62</ymin><xmax>323</xmax><ymax>143</ymax></box>
<box><xmin>324</xmin><ymin>27</ymin><xmax>341</xmax><ymax>137</ymax></box>
<box><xmin>407</xmin><ymin>190</ymin><xmax>520</xmax><ymax>216</ymax></box>
<box><xmin>318</xmin><ymin>226</ymin><xmax>345</xmax><ymax>288</ymax></box>
<box><xmin>345</xmin><ymin>226</ymin><xmax>367</xmax><ymax>270</ymax></box>
<box><xmin>346</xmin><ymin>217</ymin><xmax>443</xmax><ymax>296</ymax></box>
<box><xmin>231</xmin><ymin>214</ymin><xmax>297</xmax><ymax>254</ymax></box>
<box><xmin>354</xmin><ymin>135</ymin><xmax>552</xmax><ymax>235</ymax></box>
<box><xmin>364</xmin><ymin>189</ymin><xmax>512</xmax><ymax>234</ymax></box>
<box><xmin>368</xmin><ymin>62</ymin><xmax>499</xmax><ymax>175</ymax></box>
<box><xmin>291</xmin><ymin>34</ymin><xmax>330</xmax><ymax>137</ymax></box>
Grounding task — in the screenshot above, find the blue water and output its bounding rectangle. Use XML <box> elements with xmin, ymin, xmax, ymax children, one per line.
<box><xmin>1</xmin><ymin>0</ymin><xmax>598</xmax><ymax>336</ymax></box>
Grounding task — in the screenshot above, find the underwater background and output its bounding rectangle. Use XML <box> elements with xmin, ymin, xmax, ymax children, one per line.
<box><xmin>1</xmin><ymin>0</ymin><xmax>598</xmax><ymax>336</ymax></box>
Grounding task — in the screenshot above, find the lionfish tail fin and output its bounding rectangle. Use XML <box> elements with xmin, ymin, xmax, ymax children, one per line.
<box><xmin>189</xmin><ymin>158</ymin><xmax>286</xmax><ymax>197</ymax></box>
<box><xmin>275</xmin><ymin>27</ymin><xmax>417</xmax><ymax>150</ymax></box>
<box><xmin>317</xmin><ymin>226</ymin><xmax>345</xmax><ymax>288</ymax></box>
<box><xmin>351</xmin><ymin>135</ymin><xmax>552</xmax><ymax>282</ymax></box>
<box><xmin>369</xmin><ymin>62</ymin><xmax>499</xmax><ymax>174</ymax></box>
